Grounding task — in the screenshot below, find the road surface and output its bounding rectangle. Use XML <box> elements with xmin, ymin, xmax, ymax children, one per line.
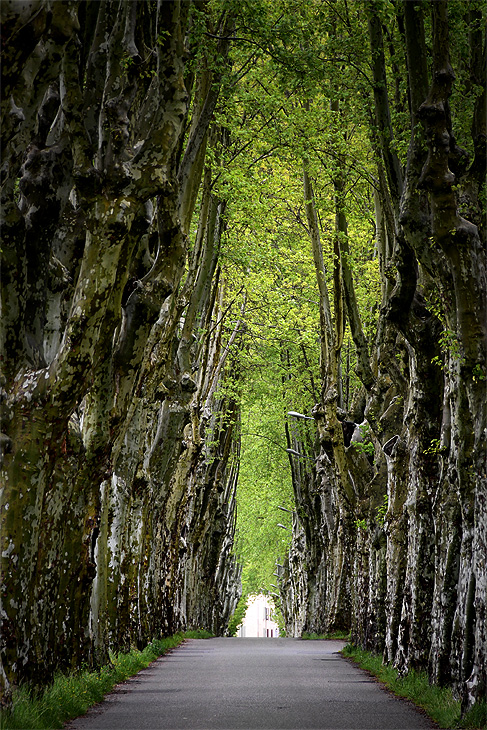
<box><xmin>68</xmin><ymin>638</ymin><xmax>436</xmax><ymax>730</ymax></box>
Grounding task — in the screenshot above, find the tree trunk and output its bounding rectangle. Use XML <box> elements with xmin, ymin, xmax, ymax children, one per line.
<box><xmin>0</xmin><ymin>1</ymin><xmax>240</xmax><ymax>703</ymax></box>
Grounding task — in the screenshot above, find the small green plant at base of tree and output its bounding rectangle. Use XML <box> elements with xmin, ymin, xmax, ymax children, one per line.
<box><xmin>183</xmin><ymin>629</ymin><xmax>214</xmax><ymax>640</ymax></box>
<box><xmin>301</xmin><ymin>631</ymin><xmax>350</xmax><ymax>641</ymax></box>
<box><xmin>0</xmin><ymin>632</ymin><xmax>213</xmax><ymax>730</ymax></box>
<box><xmin>341</xmin><ymin>644</ymin><xmax>486</xmax><ymax>729</ymax></box>
<box><xmin>458</xmin><ymin>704</ymin><xmax>487</xmax><ymax>730</ymax></box>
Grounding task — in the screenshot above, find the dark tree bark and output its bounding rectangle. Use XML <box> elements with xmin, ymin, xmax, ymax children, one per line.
<box><xmin>278</xmin><ymin>0</ymin><xmax>486</xmax><ymax>714</ymax></box>
<box><xmin>0</xmin><ymin>1</ymin><xmax>240</xmax><ymax>703</ymax></box>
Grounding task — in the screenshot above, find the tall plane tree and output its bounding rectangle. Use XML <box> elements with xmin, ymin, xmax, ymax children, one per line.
<box><xmin>1</xmin><ymin>0</ymin><xmax>241</xmax><ymax>700</ymax></box>
<box><xmin>222</xmin><ymin>0</ymin><xmax>485</xmax><ymax>712</ymax></box>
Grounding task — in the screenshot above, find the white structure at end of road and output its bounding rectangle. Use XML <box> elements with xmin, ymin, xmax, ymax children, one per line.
<box><xmin>237</xmin><ymin>594</ymin><xmax>280</xmax><ymax>637</ymax></box>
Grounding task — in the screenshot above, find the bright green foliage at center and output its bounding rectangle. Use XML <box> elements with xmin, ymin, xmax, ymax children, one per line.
<box><xmin>236</xmin><ymin>387</ymin><xmax>294</xmax><ymax>597</ymax></box>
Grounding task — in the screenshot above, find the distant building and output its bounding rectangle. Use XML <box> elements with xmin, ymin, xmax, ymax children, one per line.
<box><xmin>237</xmin><ymin>594</ymin><xmax>280</xmax><ymax>637</ymax></box>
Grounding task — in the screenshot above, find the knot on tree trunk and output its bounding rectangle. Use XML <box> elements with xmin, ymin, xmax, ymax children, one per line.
<box><xmin>418</xmin><ymin>99</ymin><xmax>447</xmax><ymax>123</ymax></box>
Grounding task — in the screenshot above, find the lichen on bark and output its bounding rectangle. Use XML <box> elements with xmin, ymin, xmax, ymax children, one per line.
<box><xmin>279</xmin><ymin>0</ymin><xmax>486</xmax><ymax>714</ymax></box>
<box><xmin>1</xmin><ymin>0</ymin><xmax>240</xmax><ymax>705</ymax></box>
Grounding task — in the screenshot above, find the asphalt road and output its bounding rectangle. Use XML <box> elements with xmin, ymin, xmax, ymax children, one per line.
<box><xmin>67</xmin><ymin>638</ymin><xmax>436</xmax><ymax>730</ymax></box>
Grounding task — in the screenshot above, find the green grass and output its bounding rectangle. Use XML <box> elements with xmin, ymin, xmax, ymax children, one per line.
<box><xmin>0</xmin><ymin>630</ymin><xmax>213</xmax><ymax>730</ymax></box>
<box><xmin>458</xmin><ymin>703</ymin><xmax>487</xmax><ymax>730</ymax></box>
<box><xmin>4</xmin><ymin>634</ymin><xmax>484</xmax><ymax>730</ymax></box>
<box><xmin>180</xmin><ymin>629</ymin><xmax>213</xmax><ymax>640</ymax></box>
<box><xmin>301</xmin><ymin>630</ymin><xmax>351</xmax><ymax>641</ymax></box>
<box><xmin>342</xmin><ymin>644</ymin><xmax>486</xmax><ymax>730</ymax></box>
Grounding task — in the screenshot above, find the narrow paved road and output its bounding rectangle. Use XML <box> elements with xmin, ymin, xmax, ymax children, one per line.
<box><xmin>68</xmin><ymin>638</ymin><xmax>436</xmax><ymax>730</ymax></box>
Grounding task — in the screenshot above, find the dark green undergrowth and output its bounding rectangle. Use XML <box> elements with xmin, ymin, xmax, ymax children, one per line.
<box><xmin>0</xmin><ymin>630</ymin><xmax>213</xmax><ymax>730</ymax></box>
<box><xmin>301</xmin><ymin>630</ymin><xmax>351</xmax><ymax>641</ymax></box>
<box><xmin>342</xmin><ymin>644</ymin><xmax>487</xmax><ymax>730</ymax></box>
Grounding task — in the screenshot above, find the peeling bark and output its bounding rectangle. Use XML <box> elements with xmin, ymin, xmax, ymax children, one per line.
<box><xmin>0</xmin><ymin>1</ymin><xmax>239</xmax><ymax>704</ymax></box>
<box><xmin>281</xmin><ymin>1</ymin><xmax>486</xmax><ymax>715</ymax></box>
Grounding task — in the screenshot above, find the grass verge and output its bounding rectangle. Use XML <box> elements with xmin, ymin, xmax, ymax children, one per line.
<box><xmin>342</xmin><ymin>644</ymin><xmax>487</xmax><ymax>730</ymax></box>
<box><xmin>0</xmin><ymin>630</ymin><xmax>213</xmax><ymax>730</ymax></box>
<box><xmin>301</xmin><ymin>631</ymin><xmax>350</xmax><ymax>641</ymax></box>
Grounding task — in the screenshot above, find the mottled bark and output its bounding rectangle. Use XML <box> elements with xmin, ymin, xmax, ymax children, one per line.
<box><xmin>1</xmin><ymin>0</ymin><xmax>239</xmax><ymax>704</ymax></box>
<box><xmin>281</xmin><ymin>169</ymin><xmax>356</xmax><ymax>637</ymax></box>
<box><xmin>366</xmin><ymin>0</ymin><xmax>403</xmax><ymax>212</ymax></box>
<box><xmin>281</xmin><ymin>1</ymin><xmax>486</xmax><ymax>716</ymax></box>
<box><xmin>415</xmin><ymin>2</ymin><xmax>487</xmax><ymax>708</ymax></box>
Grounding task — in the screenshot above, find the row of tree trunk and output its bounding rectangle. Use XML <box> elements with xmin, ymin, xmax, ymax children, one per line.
<box><xmin>1</xmin><ymin>1</ymin><xmax>241</xmax><ymax>704</ymax></box>
<box><xmin>280</xmin><ymin>0</ymin><xmax>486</xmax><ymax>713</ymax></box>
